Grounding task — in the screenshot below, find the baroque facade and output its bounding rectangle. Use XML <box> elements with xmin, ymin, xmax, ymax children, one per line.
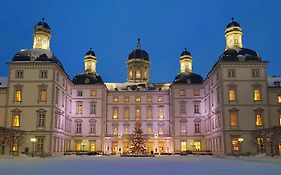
<box><xmin>1</xmin><ymin>19</ymin><xmax>281</xmax><ymax>156</ymax></box>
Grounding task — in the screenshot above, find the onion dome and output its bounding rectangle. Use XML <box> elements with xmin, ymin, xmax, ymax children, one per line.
<box><xmin>218</xmin><ymin>48</ymin><xmax>261</xmax><ymax>62</ymax></box>
<box><xmin>12</xmin><ymin>48</ymin><xmax>64</xmax><ymax>70</ymax></box>
<box><xmin>34</xmin><ymin>18</ymin><xmax>51</xmax><ymax>34</ymax></box>
<box><xmin>180</xmin><ymin>48</ymin><xmax>191</xmax><ymax>57</ymax></box>
<box><xmin>85</xmin><ymin>47</ymin><xmax>96</xmax><ymax>57</ymax></box>
<box><xmin>128</xmin><ymin>38</ymin><xmax>150</xmax><ymax>61</ymax></box>
<box><xmin>72</xmin><ymin>72</ymin><xmax>103</xmax><ymax>85</ymax></box>
<box><xmin>173</xmin><ymin>72</ymin><xmax>203</xmax><ymax>84</ymax></box>
<box><xmin>225</xmin><ymin>18</ymin><xmax>242</xmax><ymax>34</ymax></box>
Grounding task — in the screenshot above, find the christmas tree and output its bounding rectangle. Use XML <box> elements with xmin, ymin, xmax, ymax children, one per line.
<box><xmin>129</xmin><ymin>121</ymin><xmax>147</xmax><ymax>155</ymax></box>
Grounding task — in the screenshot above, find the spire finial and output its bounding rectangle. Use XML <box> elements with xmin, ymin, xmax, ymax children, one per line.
<box><xmin>137</xmin><ymin>38</ymin><xmax>141</xmax><ymax>49</ymax></box>
<box><xmin>42</xmin><ymin>18</ymin><xmax>45</xmax><ymax>22</ymax></box>
<box><xmin>231</xmin><ymin>17</ymin><xmax>234</xmax><ymax>22</ymax></box>
<box><xmin>90</xmin><ymin>47</ymin><xmax>92</xmax><ymax>51</ymax></box>
<box><xmin>184</xmin><ymin>48</ymin><xmax>187</xmax><ymax>51</ymax></box>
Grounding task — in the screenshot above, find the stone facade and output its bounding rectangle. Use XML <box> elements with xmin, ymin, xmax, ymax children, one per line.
<box><xmin>0</xmin><ymin>19</ymin><xmax>281</xmax><ymax>156</ymax></box>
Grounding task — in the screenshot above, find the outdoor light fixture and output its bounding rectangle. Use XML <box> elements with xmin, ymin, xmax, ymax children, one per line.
<box><xmin>30</xmin><ymin>137</ymin><xmax>37</xmax><ymax>157</ymax></box>
<box><xmin>118</xmin><ymin>134</ymin><xmax>122</xmax><ymax>138</ymax></box>
<box><xmin>238</xmin><ymin>137</ymin><xmax>244</xmax><ymax>156</ymax></box>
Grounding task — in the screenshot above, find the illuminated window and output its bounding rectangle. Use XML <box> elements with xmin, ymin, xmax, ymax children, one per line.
<box><xmin>193</xmin><ymin>89</ymin><xmax>200</xmax><ymax>96</ymax></box>
<box><xmin>129</xmin><ymin>71</ymin><xmax>133</xmax><ymax>78</ymax></box>
<box><xmin>147</xmin><ymin>97</ymin><xmax>152</xmax><ymax>102</ymax></box>
<box><xmin>256</xmin><ymin>113</ymin><xmax>263</xmax><ymax>127</ymax></box>
<box><xmin>76</xmin><ymin>123</ymin><xmax>82</xmax><ymax>134</ymax></box>
<box><xmin>39</xmin><ymin>88</ymin><xmax>47</xmax><ymax>102</ymax></box>
<box><xmin>113</xmin><ymin>108</ymin><xmax>119</xmax><ymax>119</ymax></box>
<box><xmin>76</xmin><ymin>142</ymin><xmax>81</xmax><ymax>151</ymax></box>
<box><xmin>124</xmin><ymin>97</ymin><xmax>130</xmax><ymax>102</ymax></box>
<box><xmin>91</xmin><ymin>90</ymin><xmax>97</xmax><ymax>96</ymax></box>
<box><xmin>230</xmin><ymin>112</ymin><xmax>238</xmax><ymax>127</ymax></box>
<box><xmin>254</xmin><ymin>89</ymin><xmax>261</xmax><ymax>101</ymax></box>
<box><xmin>123</xmin><ymin>108</ymin><xmax>129</xmax><ymax>120</ymax></box>
<box><xmin>135</xmin><ymin>97</ymin><xmax>141</xmax><ymax>102</ymax></box>
<box><xmin>158</xmin><ymin>109</ymin><xmax>164</xmax><ymax>120</ymax></box>
<box><xmin>179</xmin><ymin>90</ymin><xmax>186</xmax><ymax>96</ymax></box>
<box><xmin>36</xmin><ymin>138</ymin><xmax>44</xmax><ymax>152</ymax></box>
<box><xmin>158</xmin><ymin>126</ymin><xmax>164</xmax><ymax>135</ymax></box>
<box><xmin>113</xmin><ymin>97</ymin><xmax>119</xmax><ymax>102</ymax></box>
<box><xmin>194</xmin><ymin>141</ymin><xmax>201</xmax><ymax>151</ymax></box>
<box><xmin>229</xmin><ymin>90</ymin><xmax>236</xmax><ymax>101</ymax></box>
<box><xmin>147</xmin><ymin>126</ymin><xmax>152</xmax><ymax>134</ymax></box>
<box><xmin>90</xmin><ymin>142</ymin><xmax>96</xmax><ymax>152</ymax></box>
<box><xmin>13</xmin><ymin>114</ymin><xmax>20</xmax><ymax>127</ymax></box>
<box><xmin>12</xmin><ymin>140</ymin><xmax>18</xmax><ymax>152</ymax></box>
<box><xmin>158</xmin><ymin>98</ymin><xmax>164</xmax><ymax>103</ymax></box>
<box><xmin>76</xmin><ymin>104</ymin><xmax>83</xmax><ymax>114</ymax></box>
<box><xmin>113</xmin><ymin>127</ymin><xmax>118</xmax><ymax>135</ymax></box>
<box><xmin>181</xmin><ymin>141</ymin><xmax>187</xmax><ymax>152</ymax></box>
<box><xmin>124</xmin><ymin>127</ymin><xmax>129</xmax><ymax>134</ymax></box>
<box><xmin>278</xmin><ymin>95</ymin><xmax>281</xmax><ymax>104</ymax></box>
<box><xmin>147</xmin><ymin>107</ymin><xmax>152</xmax><ymax>120</ymax></box>
<box><xmin>136</xmin><ymin>108</ymin><xmax>141</xmax><ymax>120</ymax></box>
<box><xmin>231</xmin><ymin>138</ymin><xmax>239</xmax><ymax>151</ymax></box>
<box><xmin>136</xmin><ymin>70</ymin><xmax>141</xmax><ymax>79</ymax></box>
<box><xmin>144</xmin><ymin>72</ymin><xmax>147</xmax><ymax>79</ymax></box>
<box><xmin>15</xmin><ymin>89</ymin><xmax>22</xmax><ymax>102</ymax></box>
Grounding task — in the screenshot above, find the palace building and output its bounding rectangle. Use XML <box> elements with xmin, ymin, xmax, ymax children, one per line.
<box><xmin>0</xmin><ymin>19</ymin><xmax>281</xmax><ymax>156</ymax></box>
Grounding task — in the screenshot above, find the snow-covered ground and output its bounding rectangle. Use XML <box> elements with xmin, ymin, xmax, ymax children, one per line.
<box><xmin>0</xmin><ymin>155</ymin><xmax>281</xmax><ymax>175</ymax></box>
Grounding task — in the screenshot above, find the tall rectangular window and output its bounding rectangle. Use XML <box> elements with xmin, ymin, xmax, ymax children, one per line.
<box><xmin>123</xmin><ymin>107</ymin><xmax>129</xmax><ymax>120</ymax></box>
<box><xmin>76</xmin><ymin>123</ymin><xmax>82</xmax><ymax>134</ymax></box>
<box><xmin>36</xmin><ymin>138</ymin><xmax>44</xmax><ymax>152</ymax></box>
<box><xmin>12</xmin><ymin>114</ymin><xmax>20</xmax><ymax>127</ymax></box>
<box><xmin>278</xmin><ymin>95</ymin><xmax>281</xmax><ymax>104</ymax></box>
<box><xmin>39</xmin><ymin>70</ymin><xmax>48</xmax><ymax>78</ymax></box>
<box><xmin>113</xmin><ymin>126</ymin><xmax>118</xmax><ymax>135</ymax></box>
<box><xmin>38</xmin><ymin>113</ymin><xmax>45</xmax><ymax>128</ymax></box>
<box><xmin>231</xmin><ymin>137</ymin><xmax>239</xmax><ymax>151</ymax></box>
<box><xmin>39</xmin><ymin>88</ymin><xmax>47</xmax><ymax>102</ymax></box>
<box><xmin>136</xmin><ymin>107</ymin><xmax>141</xmax><ymax>120</ymax></box>
<box><xmin>181</xmin><ymin>141</ymin><xmax>187</xmax><ymax>152</ymax></box>
<box><xmin>76</xmin><ymin>104</ymin><xmax>83</xmax><ymax>114</ymax></box>
<box><xmin>254</xmin><ymin>89</ymin><xmax>261</xmax><ymax>101</ymax></box>
<box><xmin>90</xmin><ymin>123</ymin><xmax>96</xmax><ymax>134</ymax></box>
<box><xmin>195</xmin><ymin>123</ymin><xmax>200</xmax><ymax>133</ymax></box>
<box><xmin>227</xmin><ymin>69</ymin><xmax>236</xmax><ymax>78</ymax></box>
<box><xmin>147</xmin><ymin>97</ymin><xmax>152</xmax><ymax>102</ymax></box>
<box><xmin>229</xmin><ymin>90</ymin><xmax>236</xmax><ymax>101</ymax></box>
<box><xmin>256</xmin><ymin>113</ymin><xmax>263</xmax><ymax>127</ymax></box>
<box><xmin>180</xmin><ymin>101</ymin><xmax>186</xmax><ymax>115</ymax></box>
<box><xmin>113</xmin><ymin>97</ymin><xmax>119</xmax><ymax>102</ymax></box>
<box><xmin>158</xmin><ymin>126</ymin><xmax>164</xmax><ymax>135</ymax></box>
<box><xmin>147</xmin><ymin>126</ymin><xmax>152</xmax><ymax>134</ymax></box>
<box><xmin>113</xmin><ymin>108</ymin><xmax>118</xmax><ymax>119</ymax></box>
<box><xmin>15</xmin><ymin>70</ymin><xmax>24</xmax><ymax>79</ymax></box>
<box><xmin>55</xmin><ymin>87</ymin><xmax>59</xmax><ymax>105</ymax></box>
<box><xmin>90</xmin><ymin>103</ymin><xmax>96</xmax><ymax>115</ymax></box>
<box><xmin>124</xmin><ymin>126</ymin><xmax>129</xmax><ymax>134</ymax></box>
<box><xmin>77</xmin><ymin>90</ymin><xmax>83</xmax><ymax>97</ymax></box>
<box><xmin>279</xmin><ymin>113</ymin><xmax>281</xmax><ymax>126</ymax></box>
<box><xmin>230</xmin><ymin>111</ymin><xmax>238</xmax><ymax>127</ymax></box>
<box><xmin>15</xmin><ymin>89</ymin><xmax>22</xmax><ymax>102</ymax></box>
<box><xmin>158</xmin><ymin>109</ymin><xmax>164</xmax><ymax>120</ymax></box>
<box><xmin>252</xmin><ymin>69</ymin><xmax>260</xmax><ymax>78</ymax></box>
<box><xmin>147</xmin><ymin>107</ymin><xmax>152</xmax><ymax>120</ymax></box>
<box><xmin>194</xmin><ymin>104</ymin><xmax>200</xmax><ymax>114</ymax></box>
<box><xmin>62</xmin><ymin>92</ymin><xmax>65</xmax><ymax>107</ymax></box>
<box><xmin>180</xmin><ymin>122</ymin><xmax>186</xmax><ymax>135</ymax></box>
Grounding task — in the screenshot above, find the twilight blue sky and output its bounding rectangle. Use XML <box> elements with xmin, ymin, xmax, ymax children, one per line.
<box><xmin>0</xmin><ymin>0</ymin><xmax>280</xmax><ymax>83</ymax></box>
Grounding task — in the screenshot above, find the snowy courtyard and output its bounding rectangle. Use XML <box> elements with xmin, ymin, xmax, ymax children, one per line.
<box><xmin>0</xmin><ymin>155</ymin><xmax>281</xmax><ymax>175</ymax></box>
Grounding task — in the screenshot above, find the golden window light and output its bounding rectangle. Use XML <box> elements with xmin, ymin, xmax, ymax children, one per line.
<box><xmin>230</xmin><ymin>112</ymin><xmax>238</xmax><ymax>127</ymax></box>
<box><xmin>40</xmin><ymin>89</ymin><xmax>47</xmax><ymax>102</ymax></box>
<box><xmin>278</xmin><ymin>95</ymin><xmax>281</xmax><ymax>104</ymax></box>
<box><xmin>229</xmin><ymin>90</ymin><xmax>236</xmax><ymax>101</ymax></box>
<box><xmin>135</xmin><ymin>97</ymin><xmax>141</xmax><ymax>102</ymax></box>
<box><xmin>147</xmin><ymin>108</ymin><xmax>152</xmax><ymax>119</ymax></box>
<box><xmin>113</xmin><ymin>97</ymin><xmax>119</xmax><ymax>102</ymax></box>
<box><xmin>113</xmin><ymin>109</ymin><xmax>118</xmax><ymax>119</ymax></box>
<box><xmin>158</xmin><ymin>109</ymin><xmax>164</xmax><ymax>119</ymax></box>
<box><xmin>256</xmin><ymin>114</ymin><xmax>263</xmax><ymax>127</ymax></box>
<box><xmin>90</xmin><ymin>143</ymin><xmax>95</xmax><ymax>152</ymax></box>
<box><xmin>254</xmin><ymin>89</ymin><xmax>261</xmax><ymax>101</ymax></box>
<box><xmin>13</xmin><ymin>114</ymin><xmax>20</xmax><ymax>127</ymax></box>
<box><xmin>15</xmin><ymin>89</ymin><xmax>22</xmax><ymax>102</ymax></box>
<box><xmin>180</xmin><ymin>141</ymin><xmax>187</xmax><ymax>152</ymax></box>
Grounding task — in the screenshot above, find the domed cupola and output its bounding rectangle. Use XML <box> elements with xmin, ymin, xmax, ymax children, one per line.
<box><xmin>127</xmin><ymin>38</ymin><xmax>150</xmax><ymax>83</ymax></box>
<box><xmin>33</xmin><ymin>18</ymin><xmax>51</xmax><ymax>50</ymax></box>
<box><xmin>225</xmin><ymin>18</ymin><xmax>243</xmax><ymax>49</ymax></box>
<box><xmin>84</xmin><ymin>48</ymin><xmax>97</xmax><ymax>73</ymax></box>
<box><xmin>180</xmin><ymin>48</ymin><xmax>192</xmax><ymax>73</ymax></box>
<box><xmin>173</xmin><ymin>49</ymin><xmax>203</xmax><ymax>84</ymax></box>
<box><xmin>73</xmin><ymin>48</ymin><xmax>103</xmax><ymax>85</ymax></box>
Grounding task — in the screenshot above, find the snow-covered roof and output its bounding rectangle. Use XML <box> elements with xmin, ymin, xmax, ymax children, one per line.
<box><xmin>105</xmin><ymin>82</ymin><xmax>171</xmax><ymax>92</ymax></box>
<box><xmin>267</xmin><ymin>76</ymin><xmax>281</xmax><ymax>87</ymax></box>
<box><xmin>0</xmin><ymin>77</ymin><xmax>8</xmax><ymax>87</ymax></box>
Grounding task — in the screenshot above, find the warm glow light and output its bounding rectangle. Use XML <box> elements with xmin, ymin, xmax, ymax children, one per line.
<box><xmin>135</xmin><ymin>97</ymin><xmax>141</xmax><ymax>102</ymax></box>
<box><xmin>229</xmin><ymin>90</ymin><xmax>236</xmax><ymax>101</ymax></box>
<box><xmin>230</xmin><ymin>112</ymin><xmax>238</xmax><ymax>127</ymax></box>
<box><xmin>30</xmin><ymin>137</ymin><xmax>37</xmax><ymax>143</ymax></box>
<box><xmin>278</xmin><ymin>95</ymin><xmax>281</xmax><ymax>104</ymax></box>
<box><xmin>238</xmin><ymin>138</ymin><xmax>244</xmax><ymax>142</ymax></box>
<box><xmin>147</xmin><ymin>108</ymin><xmax>152</xmax><ymax>119</ymax></box>
<box><xmin>231</xmin><ymin>138</ymin><xmax>239</xmax><ymax>151</ymax></box>
<box><xmin>158</xmin><ymin>109</ymin><xmax>164</xmax><ymax>119</ymax></box>
<box><xmin>113</xmin><ymin>109</ymin><xmax>118</xmax><ymax>119</ymax></box>
<box><xmin>40</xmin><ymin>89</ymin><xmax>47</xmax><ymax>102</ymax></box>
<box><xmin>254</xmin><ymin>89</ymin><xmax>261</xmax><ymax>101</ymax></box>
<box><xmin>13</xmin><ymin>114</ymin><xmax>20</xmax><ymax>127</ymax></box>
<box><xmin>180</xmin><ymin>141</ymin><xmax>187</xmax><ymax>151</ymax></box>
<box><xmin>15</xmin><ymin>90</ymin><xmax>22</xmax><ymax>102</ymax></box>
<box><xmin>256</xmin><ymin>114</ymin><xmax>263</xmax><ymax>127</ymax></box>
<box><xmin>77</xmin><ymin>104</ymin><xmax>83</xmax><ymax>114</ymax></box>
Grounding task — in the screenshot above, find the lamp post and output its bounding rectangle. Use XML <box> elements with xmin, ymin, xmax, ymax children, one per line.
<box><xmin>238</xmin><ymin>137</ymin><xmax>244</xmax><ymax>156</ymax></box>
<box><xmin>190</xmin><ymin>143</ymin><xmax>195</xmax><ymax>152</ymax></box>
<box><xmin>30</xmin><ymin>137</ymin><xmax>37</xmax><ymax>157</ymax></box>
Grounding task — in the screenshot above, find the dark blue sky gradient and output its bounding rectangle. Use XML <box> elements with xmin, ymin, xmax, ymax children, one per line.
<box><xmin>0</xmin><ymin>0</ymin><xmax>280</xmax><ymax>82</ymax></box>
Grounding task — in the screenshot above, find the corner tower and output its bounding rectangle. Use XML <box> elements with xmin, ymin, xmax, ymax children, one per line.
<box><xmin>180</xmin><ymin>48</ymin><xmax>192</xmax><ymax>73</ymax></box>
<box><xmin>127</xmin><ymin>38</ymin><xmax>150</xmax><ymax>83</ymax></box>
<box><xmin>33</xmin><ymin>18</ymin><xmax>51</xmax><ymax>50</ymax></box>
<box><xmin>225</xmin><ymin>18</ymin><xmax>243</xmax><ymax>49</ymax></box>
